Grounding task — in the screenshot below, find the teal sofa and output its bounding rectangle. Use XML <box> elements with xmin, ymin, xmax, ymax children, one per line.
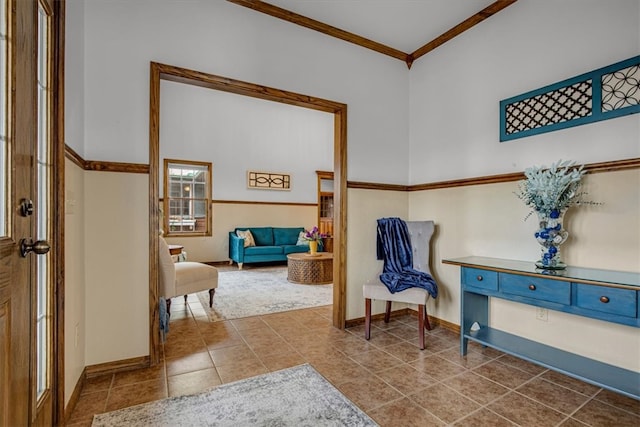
<box><xmin>229</xmin><ymin>226</ymin><xmax>309</xmax><ymax>269</ymax></box>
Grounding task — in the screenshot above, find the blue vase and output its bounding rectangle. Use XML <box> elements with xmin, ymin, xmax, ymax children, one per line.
<box><xmin>534</xmin><ymin>209</ymin><xmax>568</xmax><ymax>269</ymax></box>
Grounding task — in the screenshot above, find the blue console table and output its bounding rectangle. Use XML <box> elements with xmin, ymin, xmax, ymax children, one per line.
<box><xmin>443</xmin><ymin>256</ymin><xmax>640</xmax><ymax>400</ymax></box>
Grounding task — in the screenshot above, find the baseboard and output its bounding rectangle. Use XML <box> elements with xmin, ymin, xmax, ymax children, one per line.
<box><xmin>406</xmin><ymin>308</ymin><xmax>461</xmax><ymax>334</ymax></box>
<box><xmin>345</xmin><ymin>307</ymin><xmax>460</xmax><ymax>335</ymax></box>
<box><xmin>64</xmin><ymin>356</ymin><xmax>151</xmax><ymax>422</ymax></box>
<box><xmin>64</xmin><ymin>366</ymin><xmax>87</xmax><ymax>424</ymax></box>
<box><xmin>85</xmin><ymin>355</ymin><xmax>150</xmax><ymax>379</ymax></box>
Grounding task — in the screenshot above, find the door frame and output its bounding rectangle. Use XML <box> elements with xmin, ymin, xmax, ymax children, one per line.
<box><xmin>148</xmin><ymin>62</ymin><xmax>347</xmax><ymax>364</ymax></box>
<box><xmin>52</xmin><ymin>0</ymin><xmax>65</xmax><ymax>423</ymax></box>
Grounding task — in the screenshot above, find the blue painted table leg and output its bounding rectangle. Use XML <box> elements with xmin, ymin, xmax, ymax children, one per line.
<box><xmin>460</xmin><ymin>289</ymin><xmax>489</xmax><ymax>356</ymax></box>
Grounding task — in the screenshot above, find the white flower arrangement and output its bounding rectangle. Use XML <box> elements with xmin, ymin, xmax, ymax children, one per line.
<box><xmin>515</xmin><ymin>159</ymin><xmax>596</xmax><ymax>220</ymax></box>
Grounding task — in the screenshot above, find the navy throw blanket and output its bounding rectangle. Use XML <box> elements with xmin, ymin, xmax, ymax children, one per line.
<box><xmin>376</xmin><ymin>217</ymin><xmax>438</xmax><ymax>298</ymax></box>
<box><xmin>159</xmin><ymin>297</ymin><xmax>169</xmax><ymax>343</ymax></box>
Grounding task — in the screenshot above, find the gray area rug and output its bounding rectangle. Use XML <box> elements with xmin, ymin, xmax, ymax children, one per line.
<box><xmin>92</xmin><ymin>364</ymin><xmax>377</xmax><ymax>426</ymax></box>
<box><xmin>196</xmin><ymin>266</ymin><xmax>332</xmax><ymax>321</ymax></box>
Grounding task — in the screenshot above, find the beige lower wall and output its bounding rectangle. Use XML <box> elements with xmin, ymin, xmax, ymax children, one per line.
<box><xmin>64</xmin><ymin>159</ymin><xmax>86</xmax><ymax>406</ymax></box>
<box><xmin>84</xmin><ymin>171</ymin><xmax>150</xmax><ymax>365</ymax></box>
<box><xmin>71</xmin><ymin>167</ymin><xmax>639</xmax><ymax>390</ymax></box>
<box><xmin>406</xmin><ymin>169</ymin><xmax>640</xmax><ymax>371</ymax></box>
<box><xmin>164</xmin><ymin>202</ymin><xmax>318</xmax><ymax>263</ymax></box>
<box><xmin>345</xmin><ymin>189</ymin><xmax>409</xmax><ymax>319</ymax></box>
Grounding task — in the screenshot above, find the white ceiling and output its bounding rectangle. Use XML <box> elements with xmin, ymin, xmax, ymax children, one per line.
<box><xmin>266</xmin><ymin>0</ymin><xmax>498</xmax><ymax>53</ymax></box>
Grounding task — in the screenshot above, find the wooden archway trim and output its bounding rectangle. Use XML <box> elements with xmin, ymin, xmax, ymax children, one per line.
<box><xmin>148</xmin><ymin>62</ymin><xmax>348</xmax><ymax>364</ymax></box>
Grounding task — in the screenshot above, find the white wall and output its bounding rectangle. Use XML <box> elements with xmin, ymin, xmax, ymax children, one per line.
<box><xmin>64</xmin><ymin>0</ymin><xmax>84</xmax><ymax>156</ymax></box>
<box><xmin>409</xmin><ymin>0</ymin><xmax>640</xmax><ymax>183</ymax></box>
<box><xmin>81</xmin><ymin>0</ymin><xmax>410</xmax><ymax>183</ymax></box>
<box><xmin>160</xmin><ymin>80</ymin><xmax>333</xmax><ymax>203</ymax></box>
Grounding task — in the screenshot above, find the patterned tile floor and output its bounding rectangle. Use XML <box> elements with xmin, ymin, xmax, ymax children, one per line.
<box><xmin>67</xmin><ymin>297</ymin><xmax>639</xmax><ymax>426</ymax></box>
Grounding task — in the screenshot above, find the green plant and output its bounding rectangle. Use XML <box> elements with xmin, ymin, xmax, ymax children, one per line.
<box><xmin>303</xmin><ymin>226</ymin><xmax>328</xmax><ymax>243</ymax></box>
<box><xmin>515</xmin><ymin>159</ymin><xmax>598</xmax><ymax>220</ymax></box>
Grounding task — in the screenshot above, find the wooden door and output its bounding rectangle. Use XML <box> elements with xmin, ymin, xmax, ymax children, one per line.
<box><xmin>0</xmin><ymin>0</ymin><xmax>54</xmax><ymax>424</ymax></box>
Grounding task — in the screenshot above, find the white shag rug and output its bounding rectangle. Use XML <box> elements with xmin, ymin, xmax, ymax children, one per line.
<box><xmin>197</xmin><ymin>266</ymin><xmax>332</xmax><ymax>321</ymax></box>
<box><xmin>92</xmin><ymin>364</ymin><xmax>377</xmax><ymax>427</ymax></box>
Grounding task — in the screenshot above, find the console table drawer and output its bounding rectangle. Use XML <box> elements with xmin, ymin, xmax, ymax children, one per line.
<box><xmin>575</xmin><ymin>284</ymin><xmax>637</xmax><ymax>318</ymax></box>
<box><xmin>500</xmin><ymin>273</ymin><xmax>571</xmax><ymax>305</ymax></box>
<box><xmin>462</xmin><ymin>268</ymin><xmax>498</xmax><ymax>291</ymax></box>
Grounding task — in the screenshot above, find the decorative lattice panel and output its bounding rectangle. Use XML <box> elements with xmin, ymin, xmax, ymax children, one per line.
<box><xmin>247</xmin><ymin>171</ymin><xmax>291</xmax><ymax>190</ymax></box>
<box><xmin>602</xmin><ymin>63</ymin><xmax>640</xmax><ymax>112</ymax></box>
<box><xmin>500</xmin><ymin>56</ymin><xmax>640</xmax><ymax>141</ymax></box>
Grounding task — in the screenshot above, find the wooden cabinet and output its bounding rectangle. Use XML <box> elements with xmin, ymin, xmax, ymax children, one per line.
<box><xmin>444</xmin><ymin>256</ymin><xmax>640</xmax><ymax>400</ymax></box>
<box><xmin>319</xmin><ymin>192</ymin><xmax>333</xmax><ymax>238</ymax></box>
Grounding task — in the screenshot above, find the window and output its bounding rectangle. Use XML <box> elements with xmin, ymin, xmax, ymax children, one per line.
<box><xmin>36</xmin><ymin>0</ymin><xmax>52</xmax><ymax>402</ymax></box>
<box><xmin>163</xmin><ymin>159</ymin><xmax>212</xmax><ymax>236</ymax></box>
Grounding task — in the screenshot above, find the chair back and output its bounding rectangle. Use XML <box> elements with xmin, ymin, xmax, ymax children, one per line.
<box><xmin>158</xmin><ymin>237</ymin><xmax>176</xmax><ymax>297</ymax></box>
<box><xmin>406</xmin><ymin>221</ymin><xmax>435</xmax><ymax>275</ymax></box>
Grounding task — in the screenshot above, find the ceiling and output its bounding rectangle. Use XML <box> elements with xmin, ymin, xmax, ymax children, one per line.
<box><xmin>228</xmin><ymin>0</ymin><xmax>518</xmax><ymax>68</ymax></box>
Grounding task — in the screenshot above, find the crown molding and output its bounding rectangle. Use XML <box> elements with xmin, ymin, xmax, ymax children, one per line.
<box><xmin>228</xmin><ymin>0</ymin><xmax>518</xmax><ymax>69</ymax></box>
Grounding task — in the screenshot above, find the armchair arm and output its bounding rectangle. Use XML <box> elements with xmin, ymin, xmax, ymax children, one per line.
<box><xmin>229</xmin><ymin>232</ymin><xmax>245</xmax><ymax>262</ymax></box>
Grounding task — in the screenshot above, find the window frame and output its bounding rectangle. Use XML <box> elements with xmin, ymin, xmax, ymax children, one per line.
<box><xmin>162</xmin><ymin>158</ymin><xmax>212</xmax><ymax>237</ymax></box>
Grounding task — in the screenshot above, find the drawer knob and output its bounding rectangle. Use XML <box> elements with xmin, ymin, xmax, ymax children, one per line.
<box><xmin>600</xmin><ymin>296</ymin><xmax>610</xmax><ymax>304</ymax></box>
<box><xmin>476</xmin><ymin>275</ymin><xmax>483</xmax><ymax>282</ymax></box>
<box><xmin>528</xmin><ymin>284</ymin><xmax>536</xmax><ymax>291</ymax></box>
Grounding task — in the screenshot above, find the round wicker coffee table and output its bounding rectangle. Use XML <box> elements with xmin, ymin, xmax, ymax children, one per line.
<box><xmin>287</xmin><ymin>252</ymin><xmax>333</xmax><ymax>285</ymax></box>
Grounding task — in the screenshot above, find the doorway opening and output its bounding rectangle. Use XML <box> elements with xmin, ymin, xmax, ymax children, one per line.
<box><xmin>148</xmin><ymin>62</ymin><xmax>347</xmax><ymax>364</ymax></box>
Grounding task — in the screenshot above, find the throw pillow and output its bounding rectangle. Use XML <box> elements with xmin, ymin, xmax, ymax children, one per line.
<box><xmin>237</xmin><ymin>230</ymin><xmax>256</xmax><ymax>248</ymax></box>
<box><xmin>296</xmin><ymin>231</ymin><xmax>310</xmax><ymax>246</ymax></box>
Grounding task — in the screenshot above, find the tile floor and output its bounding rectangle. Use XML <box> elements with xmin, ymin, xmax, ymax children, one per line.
<box><xmin>67</xmin><ymin>297</ymin><xmax>639</xmax><ymax>426</ymax></box>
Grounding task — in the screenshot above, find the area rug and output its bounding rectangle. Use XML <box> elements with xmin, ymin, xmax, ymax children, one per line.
<box><xmin>92</xmin><ymin>364</ymin><xmax>377</xmax><ymax>426</ymax></box>
<box><xmin>196</xmin><ymin>266</ymin><xmax>332</xmax><ymax>321</ymax></box>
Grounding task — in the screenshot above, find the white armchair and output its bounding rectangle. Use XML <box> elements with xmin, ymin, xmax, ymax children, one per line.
<box><xmin>159</xmin><ymin>237</ymin><xmax>218</xmax><ymax>314</ymax></box>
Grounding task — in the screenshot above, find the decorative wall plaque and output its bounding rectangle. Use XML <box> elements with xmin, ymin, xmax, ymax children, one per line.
<box><xmin>247</xmin><ymin>171</ymin><xmax>291</xmax><ymax>190</ymax></box>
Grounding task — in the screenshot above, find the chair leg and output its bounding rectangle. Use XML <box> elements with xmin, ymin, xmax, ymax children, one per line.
<box><xmin>184</xmin><ymin>294</ymin><xmax>188</xmax><ymax>303</ymax></box>
<box><xmin>384</xmin><ymin>301</ymin><xmax>392</xmax><ymax>323</ymax></box>
<box><xmin>238</xmin><ymin>262</ymin><xmax>243</xmax><ymax>270</ymax></box>
<box><xmin>166</xmin><ymin>298</ymin><xmax>171</xmax><ymax>316</ymax></box>
<box><xmin>364</xmin><ymin>298</ymin><xmax>371</xmax><ymax>340</ymax></box>
<box><xmin>424</xmin><ymin>304</ymin><xmax>432</xmax><ymax>331</ymax></box>
<box><xmin>418</xmin><ymin>304</ymin><xmax>425</xmax><ymax>350</ymax></box>
<box><xmin>209</xmin><ymin>289</ymin><xmax>215</xmax><ymax>307</ymax></box>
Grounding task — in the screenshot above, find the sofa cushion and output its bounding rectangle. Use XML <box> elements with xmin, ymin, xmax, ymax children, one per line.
<box><xmin>237</xmin><ymin>227</ymin><xmax>274</xmax><ymax>246</ymax></box>
<box><xmin>283</xmin><ymin>245</ymin><xmax>309</xmax><ymax>255</ymax></box>
<box><xmin>296</xmin><ymin>231</ymin><xmax>310</xmax><ymax>246</ymax></box>
<box><xmin>236</xmin><ymin>229</ymin><xmax>256</xmax><ymax>247</ymax></box>
<box><xmin>274</xmin><ymin>227</ymin><xmax>305</xmax><ymax>246</ymax></box>
<box><xmin>244</xmin><ymin>245</ymin><xmax>284</xmax><ymax>256</ymax></box>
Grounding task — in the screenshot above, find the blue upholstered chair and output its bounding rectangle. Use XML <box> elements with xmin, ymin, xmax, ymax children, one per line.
<box><xmin>363</xmin><ymin>220</ymin><xmax>436</xmax><ymax>350</ymax></box>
